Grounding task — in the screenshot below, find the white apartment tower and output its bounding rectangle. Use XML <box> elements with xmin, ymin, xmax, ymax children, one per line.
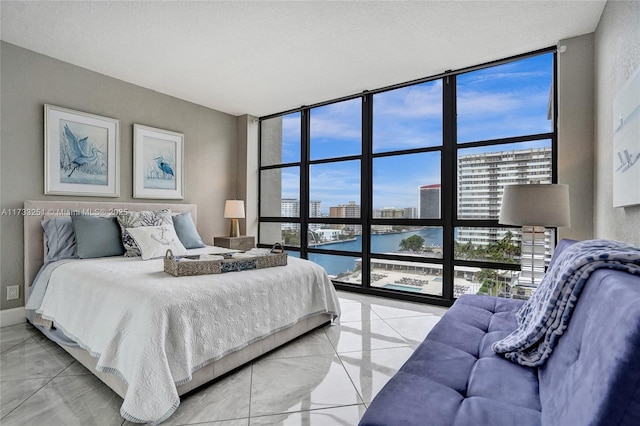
<box><xmin>457</xmin><ymin>147</ymin><xmax>552</xmax><ymax>247</ymax></box>
<box><xmin>281</xmin><ymin>199</ymin><xmax>321</xmax><ymax>230</ymax></box>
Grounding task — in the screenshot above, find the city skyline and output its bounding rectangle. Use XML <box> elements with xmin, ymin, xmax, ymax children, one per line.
<box><xmin>278</xmin><ymin>144</ymin><xmax>551</xmax><ymax>217</ymax></box>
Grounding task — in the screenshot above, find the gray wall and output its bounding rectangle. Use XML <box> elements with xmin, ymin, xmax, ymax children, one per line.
<box><xmin>557</xmin><ymin>33</ymin><xmax>595</xmax><ymax>242</ymax></box>
<box><xmin>593</xmin><ymin>0</ymin><xmax>640</xmax><ymax>245</ymax></box>
<box><xmin>0</xmin><ymin>42</ymin><xmax>239</xmax><ymax>310</ymax></box>
<box><xmin>235</xmin><ymin>115</ymin><xmax>259</xmax><ymax>238</ymax></box>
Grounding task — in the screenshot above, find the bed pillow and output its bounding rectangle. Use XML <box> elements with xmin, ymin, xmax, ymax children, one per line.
<box><xmin>41</xmin><ymin>217</ymin><xmax>78</xmax><ymax>263</ymax></box>
<box><xmin>172</xmin><ymin>211</ymin><xmax>206</xmax><ymax>248</ymax></box>
<box><xmin>126</xmin><ymin>225</ymin><xmax>187</xmax><ymax>260</ymax></box>
<box><xmin>116</xmin><ymin>209</ymin><xmax>172</xmax><ymax>257</ymax></box>
<box><xmin>70</xmin><ymin>214</ymin><xmax>125</xmax><ymax>259</ymax></box>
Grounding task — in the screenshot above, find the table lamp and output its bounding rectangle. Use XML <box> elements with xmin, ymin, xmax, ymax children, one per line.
<box><xmin>224</xmin><ymin>200</ymin><xmax>245</xmax><ymax>238</ymax></box>
<box><xmin>499</xmin><ymin>184</ymin><xmax>570</xmax><ymax>287</ymax></box>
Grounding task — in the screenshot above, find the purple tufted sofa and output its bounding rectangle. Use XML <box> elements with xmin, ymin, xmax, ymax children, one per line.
<box><xmin>359</xmin><ymin>239</ymin><xmax>640</xmax><ymax>426</ymax></box>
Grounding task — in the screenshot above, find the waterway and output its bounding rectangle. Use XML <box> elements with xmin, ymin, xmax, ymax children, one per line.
<box><xmin>307</xmin><ymin>228</ymin><xmax>443</xmax><ymax>276</ymax></box>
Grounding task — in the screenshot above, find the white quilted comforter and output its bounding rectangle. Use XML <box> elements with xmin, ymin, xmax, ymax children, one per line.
<box><xmin>28</xmin><ymin>250</ymin><xmax>341</xmax><ymax>424</ymax></box>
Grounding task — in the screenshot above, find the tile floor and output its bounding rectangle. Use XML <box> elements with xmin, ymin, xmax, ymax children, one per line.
<box><xmin>0</xmin><ymin>291</ymin><xmax>447</xmax><ymax>426</ymax></box>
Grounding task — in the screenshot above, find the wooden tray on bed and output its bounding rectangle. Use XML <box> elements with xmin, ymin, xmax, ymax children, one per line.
<box><xmin>164</xmin><ymin>246</ymin><xmax>287</xmax><ymax>277</ymax></box>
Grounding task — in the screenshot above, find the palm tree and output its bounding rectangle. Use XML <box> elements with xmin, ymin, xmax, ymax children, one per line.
<box><xmin>475</xmin><ymin>268</ymin><xmax>502</xmax><ymax>296</ymax></box>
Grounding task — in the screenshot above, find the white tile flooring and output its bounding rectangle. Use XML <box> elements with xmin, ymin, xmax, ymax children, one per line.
<box><xmin>0</xmin><ymin>291</ymin><xmax>447</xmax><ymax>425</ymax></box>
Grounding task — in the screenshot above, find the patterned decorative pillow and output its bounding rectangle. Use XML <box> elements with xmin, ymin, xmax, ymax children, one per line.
<box><xmin>126</xmin><ymin>225</ymin><xmax>187</xmax><ymax>260</ymax></box>
<box><xmin>116</xmin><ymin>209</ymin><xmax>172</xmax><ymax>257</ymax></box>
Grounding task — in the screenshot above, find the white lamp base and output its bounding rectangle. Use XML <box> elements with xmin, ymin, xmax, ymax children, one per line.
<box><xmin>519</xmin><ymin>225</ymin><xmax>547</xmax><ymax>287</ymax></box>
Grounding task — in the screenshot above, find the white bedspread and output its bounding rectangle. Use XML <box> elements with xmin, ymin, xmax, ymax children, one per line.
<box><xmin>28</xmin><ymin>251</ymin><xmax>340</xmax><ymax>424</ymax></box>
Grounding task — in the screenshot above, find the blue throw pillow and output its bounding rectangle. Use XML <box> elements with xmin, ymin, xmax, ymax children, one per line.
<box><xmin>70</xmin><ymin>214</ymin><xmax>125</xmax><ymax>259</ymax></box>
<box><xmin>41</xmin><ymin>217</ymin><xmax>78</xmax><ymax>264</ymax></box>
<box><xmin>172</xmin><ymin>211</ymin><xmax>206</xmax><ymax>248</ymax></box>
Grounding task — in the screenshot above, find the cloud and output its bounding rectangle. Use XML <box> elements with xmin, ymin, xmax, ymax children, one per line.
<box><xmin>374</xmin><ymin>80</ymin><xmax>443</xmax><ymax>119</ymax></box>
<box><xmin>310</xmin><ymin>116</ymin><xmax>361</xmax><ymax>141</ymax></box>
<box><xmin>373</xmin><ymin>123</ymin><xmax>442</xmax><ymax>152</ymax></box>
<box><xmin>461</xmin><ymin>70</ymin><xmax>550</xmax><ymax>85</ymax></box>
<box><xmin>310</xmin><ymin>99</ymin><xmax>362</xmax><ymax>142</ymax></box>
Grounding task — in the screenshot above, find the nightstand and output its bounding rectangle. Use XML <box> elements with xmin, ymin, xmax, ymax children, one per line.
<box><xmin>214</xmin><ymin>236</ymin><xmax>255</xmax><ymax>251</ymax></box>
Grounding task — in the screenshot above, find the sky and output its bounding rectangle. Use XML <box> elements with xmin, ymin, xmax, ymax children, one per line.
<box><xmin>266</xmin><ymin>52</ymin><xmax>553</xmax><ymax>215</ymax></box>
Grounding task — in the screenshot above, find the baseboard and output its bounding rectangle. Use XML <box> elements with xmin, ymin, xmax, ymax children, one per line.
<box><xmin>0</xmin><ymin>307</ymin><xmax>26</xmax><ymax>327</ymax></box>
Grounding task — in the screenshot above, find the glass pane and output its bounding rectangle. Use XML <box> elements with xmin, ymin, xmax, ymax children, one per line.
<box><xmin>454</xmin><ymin>228</ymin><xmax>521</xmax><ymax>264</ymax></box>
<box><xmin>310</xmin><ymin>98</ymin><xmax>361</xmax><ymax>160</ymax></box>
<box><xmin>286</xmin><ymin>250</ymin><xmax>300</xmax><ymax>258</ymax></box>
<box><xmin>260</xmin><ymin>167</ymin><xmax>299</xmax><ymax>217</ymax></box>
<box><xmin>373</xmin><ymin>80</ymin><xmax>443</xmax><ymax>153</ymax></box>
<box><xmin>454</xmin><ymin>266</ymin><xmax>517</xmax><ymax>299</ymax></box>
<box><xmin>373</xmin><ymin>152</ymin><xmax>441</xmax><ymax>219</ymax></box>
<box><xmin>457</xmin><ymin>53</ymin><xmax>553</xmax><ymax>143</ymax></box>
<box><xmin>261</xmin><ymin>112</ymin><xmax>300</xmax><ymax>166</ymax></box>
<box><xmin>370</xmin><ymin>226</ymin><xmax>442</xmax><ymax>260</ymax></box>
<box><xmin>259</xmin><ymin>222</ymin><xmax>300</xmax><ymax>247</ymax></box>
<box><xmin>310</xmin><ymin>160</ymin><xmax>360</xmax><ymax>218</ymax></box>
<box><xmin>308</xmin><ymin>224</ymin><xmax>362</xmax><ymax>252</ymax></box>
<box><xmin>370</xmin><ymin>259</ymin><xmax>443</xmax><ymax>296</ymax></box>
<box><xmin>457</xmin><ymin>140</ymin><xmax>552</xmax><ymax>220</ymax></box>
<box><xmin>308</xmin><ymin>253</ymin><xmax>362</xmax><ymax>283</ymax></box>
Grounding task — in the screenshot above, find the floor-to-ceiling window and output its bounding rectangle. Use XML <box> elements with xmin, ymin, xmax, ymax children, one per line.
<box><xmin>259</xmin><ymin>48</ymin><xmax>556</xmax><ymax>306</ymax></box>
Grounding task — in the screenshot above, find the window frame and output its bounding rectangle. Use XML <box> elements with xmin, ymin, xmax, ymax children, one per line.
<box><xmin>258</xmin><ymin>47</ymin><xmax>557</xmax><ymax>307</ymax></box>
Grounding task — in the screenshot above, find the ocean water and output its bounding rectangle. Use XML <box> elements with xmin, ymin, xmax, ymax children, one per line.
<box><xmin>308</xmin><ymin>228</ymin><xmax>443</xmax><ymax>275</ymax></box>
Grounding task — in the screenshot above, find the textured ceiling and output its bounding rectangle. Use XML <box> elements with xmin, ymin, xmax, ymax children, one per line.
<box><xmin>1</xmin><ymin>1</ymin><xmax>605</xmax><ymax>117</ymax></box>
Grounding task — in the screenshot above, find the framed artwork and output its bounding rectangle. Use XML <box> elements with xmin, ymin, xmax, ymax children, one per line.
<box><xmin>44</xmin><ymin>104</ymin><xmax>120</xmax><ymax>197</ymax></box>
<box><xmin>613</xmin><ymin>66</ymin><xmax>640</xmax><ymax>207</ymax></box>
<box><xmin>133</xmin><ymin>124</ymin><xmax>184</xmax><ymax>199</ymax></box>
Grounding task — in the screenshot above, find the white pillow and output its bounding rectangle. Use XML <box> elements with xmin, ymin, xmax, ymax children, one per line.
<box><xmin>126</xmin><ymin>225</ymin><xmax>187</xmax><ymax>260</ymax></box>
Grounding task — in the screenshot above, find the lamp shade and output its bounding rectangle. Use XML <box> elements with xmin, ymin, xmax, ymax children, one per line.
<box><xmin>499</xmin><ymin>184</ymin><xmax>570</xmax><ymax>227</ymax></box>
<box><xmin>224</xmin><ymin>200</ymin><xmax>245</xmax><ymax>219</ymax></box>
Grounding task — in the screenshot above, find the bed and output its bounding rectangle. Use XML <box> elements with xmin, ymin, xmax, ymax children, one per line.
<box><xmin>23</xmin><ymin>200</ymin><xmax>340</xmax><ymax>425</ymax></box>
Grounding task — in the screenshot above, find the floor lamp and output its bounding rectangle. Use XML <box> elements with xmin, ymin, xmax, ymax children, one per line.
<box><xmin>499</xmin><ymin>184</ymin><xmax>570</xmax><ymax>287</ymax></box>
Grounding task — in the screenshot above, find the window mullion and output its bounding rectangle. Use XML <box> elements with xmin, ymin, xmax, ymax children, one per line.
<box><xmin>300</xmin><ymin>109</ymin><xmax>310</xmax><ymax>258</ymax></box>
<box><xmin>362</xmin><ymin>93</ymin><xmax>373</xmax><ymax>289</ymax></box>
<box><xmin>442</xmin><ymin>75</ymin><xmax>456</xmax><ymax>302</ymax></box>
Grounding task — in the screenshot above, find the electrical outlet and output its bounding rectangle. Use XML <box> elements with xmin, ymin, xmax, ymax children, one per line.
<box><xmin>7</xmin><ymin>285</ymin><xmax>19</xmax><ymax>301</ymax></box>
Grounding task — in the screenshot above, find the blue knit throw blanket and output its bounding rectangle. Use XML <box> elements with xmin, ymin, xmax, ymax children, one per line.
<box><xmin>492</xmin><ymin>239</ymin><xmax>640</xmax><ymax>367</ymax></box>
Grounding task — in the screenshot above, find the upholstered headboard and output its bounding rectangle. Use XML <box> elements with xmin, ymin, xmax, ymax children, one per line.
<box><xmin>23</xmin><ymin>200</ymin><xmax>198</xmax><ymax>302</ymax></box>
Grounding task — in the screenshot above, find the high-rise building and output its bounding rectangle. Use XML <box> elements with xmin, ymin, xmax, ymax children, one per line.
<box><xmin>418</xmin><ymin>184</ymin><xmax>441</xmax><ymax>219</ymax></box>
<box><xmin>329</xmin><ymin>201</ymin><xmax>360</xmax><ymax>218</ymax></box>
<box><xmin>457</xmin><ymin>147</ymin><xmax>552</xmax><ymax>221</ymax></box>
<box><xmin>281</xmin><ymin>199</ymin><xmax>321</xmax><ymax>230</ymax></box>
<box><xmin>329</xmin><ymin>201</ymin><xmax>361</xmax><ymax>233</ymax></box>
<box><xmin>457</xmin><ymin>147</ymin><xmax>553</xmax><ymax>256</ymax></box>
<box><xmin>373</xmin><ymin>207</ymin><xmax>405</xmax><ymax>218</ymax></box>
<box><xmin>281</xmin><ymin>198</ymin><xmax>299</xmax><ymax>218</ymax></box>
<box><xmin>403</xmin><ymin>207</ymin><xmax>417</xmax><ymax>219</ymax></box>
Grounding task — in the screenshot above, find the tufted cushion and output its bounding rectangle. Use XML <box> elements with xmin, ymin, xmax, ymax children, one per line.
<box><xmin>359</xmin><ymin>294</ymin><xmax>542</xmax><ymax>426</ymax></box>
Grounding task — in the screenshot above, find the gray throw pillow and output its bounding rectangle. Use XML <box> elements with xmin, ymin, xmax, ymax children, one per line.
<box><xmin>41</xmin><ymin>217</ymin><xmax>78</xmax><ymax>263</ymax></box>
<box><xmin>172</xmin><ymin>212</ymin><xmax>206</xmax><ymax>248</ymax></box>
<box><xmin>70</xmin><ymin>214</ymin><xmax>125</xmax><ymax>259</ymax></box>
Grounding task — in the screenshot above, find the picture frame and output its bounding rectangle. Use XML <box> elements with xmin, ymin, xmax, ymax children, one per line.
<box><xmin>613</xmin><ymin>66</ymin><xmax>640</xmax><ymax>207</ymax></box>
<box><xmin>44</xmin><ymin>104</ymin><xmax>120</xmax><ymax>197</ymax></box>
<box><xmin>133</xmin><ymin>124</ymin><xmax>184</xmax><ymax>199</ymax></box>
